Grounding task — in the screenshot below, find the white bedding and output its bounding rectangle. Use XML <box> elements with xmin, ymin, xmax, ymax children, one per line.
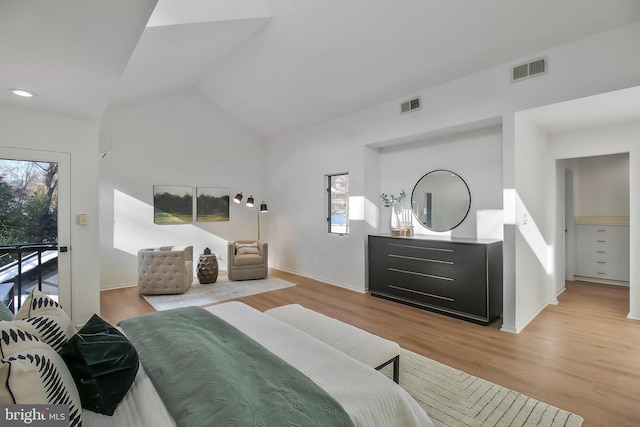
<box><xmin>84</xmin><ymin>301</ymin><xmax>433</xmax><ymax>427</ymax></box>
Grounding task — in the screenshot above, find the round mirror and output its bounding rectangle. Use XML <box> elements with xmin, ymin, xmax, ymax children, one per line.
<box><xmin>411</xmin><ymin>170</ymin><xmax>471</xmax><ymax>232</ymax></box>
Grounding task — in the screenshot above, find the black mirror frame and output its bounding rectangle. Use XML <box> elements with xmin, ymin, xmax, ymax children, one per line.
<box><xmin>410</xmin><ymin>169</ymin><xmax>471</xmax><ymax>232</ymax></box>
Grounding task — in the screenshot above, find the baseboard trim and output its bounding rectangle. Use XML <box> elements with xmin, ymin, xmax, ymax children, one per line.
<box><xmin>513</xmin><ymin>301</ymin><xmax>549</xmax><ymax>334</ymax></box>
<box><xmin>271</xmin><ymin>267</ymin><xmax>366</xmax><ymax>294</ymax></box>
<box><xmin>573</xmin><ymin>276</ymin><xmax>629</xmax><ymax>287</ymax></box>
<box><xmin>500</xmin><ymin>324</ymin><xmax>518</xmax><ymax>334</ymax></box>
<box><xmin>627</xmin><ymin>312</ymin><xmax>640</xmax><ymax>321</ymax></box>
<box><xmin>100</xmin><ymin>282</ymin><xmax>137</xmax><ymax>292</ymax></box>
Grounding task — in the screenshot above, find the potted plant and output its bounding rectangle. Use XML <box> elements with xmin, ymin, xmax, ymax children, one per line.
<box><xmin>379</xmin><ymin>190</ymin><xmax>407</xmax><ymax>233</ymax></box>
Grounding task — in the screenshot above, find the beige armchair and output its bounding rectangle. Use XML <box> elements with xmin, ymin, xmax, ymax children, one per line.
<box><xmin>137</xmin><ymin>246</ymin><xmax>193</xmax><ymax>295</ymax></box>
<box><xmin>227</xmin><ymin>240</ymin><xmax>268</xmax><ymax>281</ymax></box>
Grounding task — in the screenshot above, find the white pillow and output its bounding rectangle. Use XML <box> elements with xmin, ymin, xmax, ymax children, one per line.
<box><xmin>0</xmin><ymin>347</ymin><xmax>83</xmax><ymax>427</ymax></box>
<box><xmin>13</xmin><ymin>290</ymin><xmax>75</xmax><ymax>353</ymax></box>
<box><xmin>236</xmin><ymin>243</ymin><xmax>260</xmax><ymax>255</ymax></box>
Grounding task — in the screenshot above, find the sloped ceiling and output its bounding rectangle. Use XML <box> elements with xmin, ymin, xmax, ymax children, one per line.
<box><xmin>0</xmin><ymin>0</ymin><xmax>157</xmax><ymax>122</ymax></box>
<box><xmin>2</xmin><ymin>0</ymin><xmax>640</xmax><ymax>138</ymax></box>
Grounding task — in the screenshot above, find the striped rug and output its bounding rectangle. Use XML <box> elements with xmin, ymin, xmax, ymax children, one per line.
<box><xmin>380</xmin><ymin>349</ymin><xmax>583</xmax><ymax>427</ymax></box>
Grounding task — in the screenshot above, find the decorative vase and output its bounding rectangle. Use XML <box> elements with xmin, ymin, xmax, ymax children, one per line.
<box><xmin>389</xmin><ymin>205</ymin><xmax>401</xmax><ymax>233</ymax></box>
<box><xmin>197</xmin><ymin>253</ymin><xmax>219</xmax><ymax>284</ymax></box>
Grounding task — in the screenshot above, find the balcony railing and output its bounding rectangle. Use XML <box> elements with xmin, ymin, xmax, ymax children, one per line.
<box><xmin>0</xmin><ymin>243</ymin><xmax>58</xmax><ymax>313</ymax></box>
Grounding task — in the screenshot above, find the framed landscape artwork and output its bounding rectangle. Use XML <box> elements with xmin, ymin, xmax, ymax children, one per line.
<box><xmin>153</xmin><ymin>185</ymin><xmax>193</xmax><ymax>224</ymax></box>
<box><xmin>196</xmin><ymin>187</ymin><xmax>230</xmax><ymax>222</ymax></box>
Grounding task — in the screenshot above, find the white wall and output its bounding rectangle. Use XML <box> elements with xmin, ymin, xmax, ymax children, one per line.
<box><xmin>266</xmin><ymin>20</ymin><xmax>640</xmax><ymax>331</ymax></box>
<box><xmin>0</xmin><ymin>108</ymin><xmax>100</xmax><ymax>324</ymax></box>
<box><xmin>378</xmin><ymin>126</ymin><xmax>503</xmax><ymax>240</ymax></box>
<box><xmin>512</xmin><ymin>115</ymin><xmax>554</xmax><ymax>332</ymax></box>
<box><xmin>99</xmin><ymin>89</ymin><xmax>268</xmax><ymax>289</ymax></box>
<box><xmin>267</xmin><ymin>125</ymin><xmax>368</xmax><ymax>290</ymax></box>
<box><xmin>574</xmin><ymin>153</ymin><xmax>630</xmax><ymax>217</ymax></box>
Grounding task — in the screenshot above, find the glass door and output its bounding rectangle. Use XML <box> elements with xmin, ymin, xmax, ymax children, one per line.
<box><xmin>0</xmin><ymin>148</ymin><xmax>70</xmax><ymax>313</ymax></box>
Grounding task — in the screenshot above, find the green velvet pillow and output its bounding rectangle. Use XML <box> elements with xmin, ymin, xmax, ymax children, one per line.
<box><xmin>59</xmin><ymin>314</ymin><xmax>139</xmax><ymax>416</ymax></box>
<box><xmin>0</xmin><ymin>302</ymin><xmax>13</xmax><ymax>321</ymax></box>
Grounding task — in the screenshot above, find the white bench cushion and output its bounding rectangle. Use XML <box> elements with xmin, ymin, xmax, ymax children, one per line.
<box><xmin>265</xmin><ymin>304</ymin><xmax>400</xmax><ymax>371</ymax></box>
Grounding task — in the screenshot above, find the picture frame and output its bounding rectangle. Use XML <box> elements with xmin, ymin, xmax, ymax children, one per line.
<box><xmin>196</xmin><ymin>187</ymin><xmax>230</xmax><ymax>222</ymax></box>
<box><xmin>153</xmin><ymin>185</ymin><xmax>193</xmax><ymax>224</ymax></box>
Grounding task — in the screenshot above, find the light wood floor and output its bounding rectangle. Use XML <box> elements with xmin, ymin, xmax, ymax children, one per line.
<box><xmin>101</xmin><ymin>271</ymin><xmax>640</xmax><ymax>426</ymax></box>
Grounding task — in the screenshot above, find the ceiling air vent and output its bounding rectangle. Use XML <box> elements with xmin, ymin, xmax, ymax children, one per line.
<box><xmin>511</xmin><ymin>56</ymin><xmax>548</xmax><ymax>82</ymax></box>
<box><xmin>401</xmin><ymin>96</ymin><xmax>421</xmax><ymax>114</ymax></box>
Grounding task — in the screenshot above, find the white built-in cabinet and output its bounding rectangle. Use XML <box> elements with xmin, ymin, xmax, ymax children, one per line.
<box><xmin>575</xmin><ymin>222</ymin><xmax>629</xmax><ymax>283</ymax></box>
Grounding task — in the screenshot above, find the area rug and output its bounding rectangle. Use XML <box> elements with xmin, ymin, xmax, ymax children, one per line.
<box><xmin>142</xmin><ymin>276</ymin><xmax>296</xmax><ymax>311</ymax></box>
<box><xmin>379</xmin><ymin>349</ymin><xmax>583</xmax><ymax>427</ymax></box>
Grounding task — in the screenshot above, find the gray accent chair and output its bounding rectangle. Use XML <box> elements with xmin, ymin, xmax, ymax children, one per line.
<box><xmin>227</xmin><ymin>240</ymin><xmax>268</xmax><ymax>281</ymax></box>
<box><xmin>137</xmin><ymin>246</ymin><xmax>193</xmax><ymax>295</ymax></box>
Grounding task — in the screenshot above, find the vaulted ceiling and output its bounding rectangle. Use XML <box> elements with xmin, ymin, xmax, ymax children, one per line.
<box><xmin>2</xmin><ymin>0</ymin><xmax>640</xmax><ymax>139</ymax></box>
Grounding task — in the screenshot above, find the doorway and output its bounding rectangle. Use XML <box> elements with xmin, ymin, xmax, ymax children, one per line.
<box><xmin>561</xmin><ymin>153</ymin><xmax>630</xmax><ymax>312</ymax></box>
<box><xmin>0</xmin><ymin>148</ymin><xmax>71</xmax><ymax>312</ymax></box>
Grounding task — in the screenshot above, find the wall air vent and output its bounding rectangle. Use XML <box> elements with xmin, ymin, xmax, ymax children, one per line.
<box><xmin>401</xmin><ymin>96</ymin><xmax>421</xmax><ymax>114</ymax></box>
<box><xmin>511</xmin><ymin>56</ymin><xmax>548</xmax><ymax>82</ymax></box>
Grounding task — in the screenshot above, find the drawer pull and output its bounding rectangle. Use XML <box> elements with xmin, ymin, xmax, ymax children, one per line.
<box><xmin>597</xmin><ymin>230</ymin><xmax>606</xmax><ymax>232</ymax></box>
<box><xmin>388</xmin><ymin>267</ymin><xmax>454</xmax><ymax>281</ymax></box>
<box><xmin>389</xmin><ymin>254</ymin><xmax>454</xmax><ymax>265</ymax></box>
<box><xmin>388</xmin><ymin>285</ymin><xmax>454</xmax><ymax>302</ymax></box>
<box><xmin>389</xmin><ymin>243</ymin><xmax>453</xmax><ymax>253</ymax></box>
<box><xmin>597</xmin><ymin>251</ymin><xmax>606</xmax><ymax>253</ymax></box>
<box><xmin>597</xmin><ymin>261</ymin><xmax>606</xmax><ymax>264</ymax></box>
<box><xmin>596</xmin><ymin>240</ymin><xmax>606</xmax><ymax>243</ymax></box>
<box><xmin>597</xmin><ymin>272</ymin><xmax>606</xmax><ymax>275</ymax></box>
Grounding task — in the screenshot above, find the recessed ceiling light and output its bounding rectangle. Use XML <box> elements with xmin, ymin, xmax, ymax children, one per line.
<box><xmin>9</xmin><ymin>88</ymin><xmax>36</xmax><ymax>98</ymax></box>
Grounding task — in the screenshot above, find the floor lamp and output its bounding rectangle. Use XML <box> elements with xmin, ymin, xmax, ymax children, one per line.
<box><xmin>233</xmin><ymin>192</ymin><xmax>268</xmax><ymax>240</ymax></box>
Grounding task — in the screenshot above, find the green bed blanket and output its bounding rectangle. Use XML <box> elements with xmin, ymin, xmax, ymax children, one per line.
<box><xmin>119</xmin><ymin>306</ymin><xmax>354</xmax><ymax>427</ymax></box>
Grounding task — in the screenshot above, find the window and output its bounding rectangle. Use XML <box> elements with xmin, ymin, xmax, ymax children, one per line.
<box><xmin>327</xmin><ymin>173</ymin><xmax>349</xmax><ymax>234</ymax></box>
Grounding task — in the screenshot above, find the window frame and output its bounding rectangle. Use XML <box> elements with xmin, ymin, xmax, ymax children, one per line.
<box><xmin>326</xmin><ymin>172</ymin><xmax>349</xmax><ymax>235</ymax></box>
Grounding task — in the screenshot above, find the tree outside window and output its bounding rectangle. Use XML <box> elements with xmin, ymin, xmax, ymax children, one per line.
<box><xmin>0</xmin><ymin>159</ymin><xmax>58</xmax><ymax>267</ymax></box>
<box><xmin>328</xmin><ymin>173</ymin><xmax>349</xmax><ymax>235</ymax></box>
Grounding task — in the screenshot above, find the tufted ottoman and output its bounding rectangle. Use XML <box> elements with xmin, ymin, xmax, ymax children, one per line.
<box><xmin>265</xmin><ymin>304</ymin><xmax>401</xmax><ymax>383</ymax></box>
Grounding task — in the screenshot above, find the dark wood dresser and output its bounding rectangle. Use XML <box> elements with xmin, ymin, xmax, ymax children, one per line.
<box><xmin>368</xmin><ymin>234</ymin><xmax>502</xmax><ymax>325</ymax></box>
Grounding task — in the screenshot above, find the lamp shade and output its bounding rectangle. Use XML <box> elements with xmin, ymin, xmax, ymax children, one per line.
<box><xmin>233</xmin><ymin>192</ymin><xmax>243</xmax><ymax>203</ymax></box>
<box><xmin>246</xmin><ymin>196</ymin><xmax>254</xmax><ymax>207</ymax></box>
<box><xmin>260</xmin><ymin>202</ymin><xmax>268</xmax><ymax>213</ymax></box>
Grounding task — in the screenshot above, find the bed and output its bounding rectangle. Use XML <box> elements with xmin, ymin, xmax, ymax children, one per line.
<box><xmin>1</xmin><ymin>290</ymin><xmax>432</xmax><ymax>426</ymax></box>
<box><xmin>83</xmin><ymin>301</ymin><xmax>433</xmax><ymax>427</ymax></box>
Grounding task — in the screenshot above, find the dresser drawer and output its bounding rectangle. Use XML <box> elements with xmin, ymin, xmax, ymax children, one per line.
<box><xmin>368</xmin><ymin>235</ymin><xmax>502</xmax><ymax>325</ymax></box>
<box><xmin>575</xmin><ymin>224</ymin><xmax>629</xmax><ymax>281</ymax></box>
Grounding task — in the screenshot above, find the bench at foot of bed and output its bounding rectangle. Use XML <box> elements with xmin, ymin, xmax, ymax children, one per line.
<box><xmin>265</xmin><ymin>304</ymin><xmax>401</xmax><ymax>383</ymax></box>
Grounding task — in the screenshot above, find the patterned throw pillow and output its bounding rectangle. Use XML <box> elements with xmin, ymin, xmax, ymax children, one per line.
<box><xmin>0</xmin><ymin>348</ymin><xmax>83</xmax><ymax>427</ymax></box>
<box><xmin>0</xmin><ymin>323</ymin><xmax>49</xmax><ymax>358</ymax></box>
<box><xmin>12</xmin><ymin>290</ymin><xmax>75</xmax><ymax>352</ymax></box>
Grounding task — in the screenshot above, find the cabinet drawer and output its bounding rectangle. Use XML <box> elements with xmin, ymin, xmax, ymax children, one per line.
<box><xmin>368</xmin><ymin>235</ymin><xmax>502</xmax><ymax>325</ymax></box>
<box><xmin>575</xmin><ymin>259</ymin><xmax>629</xmax><ymax>281</ymax></box>
<box><xmin>575</xmin><ymin>224</ymin><xmax>629</xmax><ymax>281</ymax></box>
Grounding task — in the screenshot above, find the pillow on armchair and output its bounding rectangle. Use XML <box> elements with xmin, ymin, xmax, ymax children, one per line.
<box><xmin>236</xmin><ymin>243</ymin><xmax>260</xmax><ymax>255</ymax></box>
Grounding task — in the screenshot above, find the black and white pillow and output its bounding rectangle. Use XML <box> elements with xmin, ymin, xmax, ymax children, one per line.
<box><xmin>16</xmin><ymin>288</ymin><xmax>68</xmax><ymax>318</ymax></box>
<box><xmin>0</xmin><ymin>323</ymin><xmax>48</xmax><ymax>358</ymax></box>
<box><xmin>0</xmin><ymin>347</ymin><xmax>82</xmax><ymax>427</ymax></box>
<box><xmin>12</xmin><ymin>290</ymin><xmax>75</xmax><ymax>353</ymax></box>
